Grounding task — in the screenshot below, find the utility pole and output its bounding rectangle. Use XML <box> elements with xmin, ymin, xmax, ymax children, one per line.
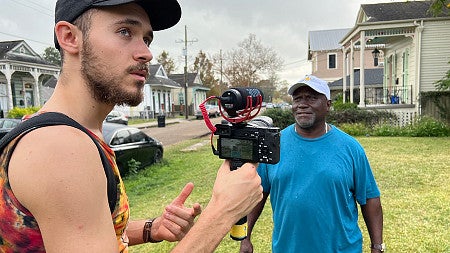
<box><xmin>176</xmin><ymin>25</ymin><xmax>198</xmax><ymax>119</ymax></box>
<box><xmin>219</xmin><ymin>49</ymin><xmax>223</xmax><ymax>95</ymax></box>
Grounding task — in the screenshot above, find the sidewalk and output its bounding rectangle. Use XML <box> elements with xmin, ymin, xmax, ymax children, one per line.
<box><xmin>131</xmin><ymin>117</ymin><xmax>191</xmax><ymax>129</ymax></box>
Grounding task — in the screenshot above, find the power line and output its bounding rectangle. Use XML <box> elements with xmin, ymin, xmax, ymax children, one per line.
<box><xmin>283</xmin><ymin>58</ymin><xmax>308</xmax><ymax>66</ymax></box>
<box><xmin>6</xmin><ymin>0</ymin><xmax>53</xmax><ymax>18</ymax></box>
<box><xmin>22</xmin><ymin>0</ymin><xmax>54</xmax><ymax>13</ymax></box>
<box><xmin>0</xmin><ymin>31</ymin><xmax>52</xmax><ymax>47</ymax></box>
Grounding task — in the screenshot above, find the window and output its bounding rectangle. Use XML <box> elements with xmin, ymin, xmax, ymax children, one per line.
<box><xmin>130</xmin><ymin>128</ymin><xmax>147</xmax><ymax>143</ymax></box>
<box><xmin>111</xmin><ymin>130</ymin><xmax>131</xmax><ymax>145</ymax></box>
<box><xmin>328</xmin><ymin>54</ymin><xmax>337</xmax><ymax>69</ymax></box>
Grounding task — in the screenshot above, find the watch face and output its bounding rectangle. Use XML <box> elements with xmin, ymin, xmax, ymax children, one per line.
<box><xmin>371</xmin><ymin>243</ymin><xmax>385</xmax><ymax>251</ymax></box>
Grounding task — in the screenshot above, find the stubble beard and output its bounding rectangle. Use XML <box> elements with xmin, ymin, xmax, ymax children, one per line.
<box><xmin>294</xmin><ymin>113</ymin><xmax>315</xmax><ymax>130</ymax></box>
<box><xmin>81</xmin><ymin>40</ymin><xmax>145</xmax><ymax>107</ymax></box>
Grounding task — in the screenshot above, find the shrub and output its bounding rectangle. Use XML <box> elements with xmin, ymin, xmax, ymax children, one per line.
<box><xmin>372</xmin><ymin>124</ymin><xmax>404</xmax><ymax>136</ymax></box>
<box><xmin>261</xmin><ymin>108</ymin><xmax>295</xmax><ymax>129</ymax></box>
<box><xmin>404</xmin><ymin>116</ymin><xmax>450</xmax><ymax>137</ymax></box>
<box><xmin>261</xmin><ymin>104</ymin><xmax>449</xmax><ymax>137</ymax></box>
<box><xmin>7</xmin><ymin>107</ymin><xmax>40</xmax><ymax>119</ymax></box>
<box><xmin>338</xmin><ymin>123</ymin><xmax>371</xmax><ymax>136</ymax></box>
<box><xmin>127</xmin><ymin>159</ymin><xmax>142</xmax><ymax>174</ymax></box>
<box><xmin>328</xmin><ymin>108</ymin><xmax>397</xmax><ymax>128</ymax></box>
<box><xmin>332</xmin><ymin>101</ymin><xmax>358</xmax><ymax>111</ymax></box>
<box><xmin>331</xmin><ymin>93</ymin><xmax>358</xmax><ymax>111</ymax></box>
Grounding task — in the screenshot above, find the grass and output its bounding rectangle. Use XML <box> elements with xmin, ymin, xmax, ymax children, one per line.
<box><xmin>124</xmin><ymin>137</ymin><xmax>450</xmax><ymax>252</ymax></box>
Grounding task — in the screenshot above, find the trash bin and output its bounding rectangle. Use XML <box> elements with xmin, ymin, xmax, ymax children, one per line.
<box><xmin>157</xmin><ymin>115</ymin><xmax>165</xmax><ymax>127</ymax></box>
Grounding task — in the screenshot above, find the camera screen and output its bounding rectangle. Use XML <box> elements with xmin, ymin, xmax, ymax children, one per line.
<box><xmin>219</xmin><ymin>138</ymin><xmax>254</xmax><ymax>160</ymax></box>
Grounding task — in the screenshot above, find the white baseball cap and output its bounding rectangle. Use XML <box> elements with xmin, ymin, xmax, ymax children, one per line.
<box><xmin>288</xmin><ymin>75</ymin><xmax>330</xmax><ymax>100</ymax></box>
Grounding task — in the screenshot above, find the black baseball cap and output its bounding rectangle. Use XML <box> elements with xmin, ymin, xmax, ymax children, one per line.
<box><xmin>54</xmin><ymin>0</ymin><xmax>181</xmax><ymax>49</ymax></box>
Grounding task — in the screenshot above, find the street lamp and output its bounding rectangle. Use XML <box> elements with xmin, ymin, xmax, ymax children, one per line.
<box><xmin>372</xmin><ymin>48</ymin><xmax>380</xmax><ymax>67</ymax></box>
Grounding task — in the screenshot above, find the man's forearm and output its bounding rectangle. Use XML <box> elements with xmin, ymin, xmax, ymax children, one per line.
<box><xmin>246</xmin><ymin>192</ymin><xmax>269</xmax><ymax>238</ymax></box>
<box><xmin>361</xmin><ymin>197</ymin><xmax>383</xmax><ymax>244</ymax></box>
<box><xmin>126</xmin><ymin>220</ymin><xmax>148</xmax><ymax>246</ymax></box>
<box><xmin>171</xmin><ymin>205</ymin><xmax>234</xmax><ymax>253</ymax></box>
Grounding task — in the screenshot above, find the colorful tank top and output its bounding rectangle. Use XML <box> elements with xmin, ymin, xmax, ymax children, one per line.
<box><xmin>0</xmin><ymin>126</ymin><xmax>130</xmax><ymax>252</ymax></box>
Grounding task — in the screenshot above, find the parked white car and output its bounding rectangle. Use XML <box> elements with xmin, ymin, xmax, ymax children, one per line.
<box><xmin>195</xmin><ymin>104</ymin><xmax>219</xmax><ymax>119</ymax></box>
<box><xmin>105</xmin><ymin>110</ymin><xmax>128</xmax><ymax>125</ymax></box>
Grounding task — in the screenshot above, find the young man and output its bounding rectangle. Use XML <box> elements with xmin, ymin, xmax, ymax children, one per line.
<box><xmin>240</xmin><ymin>75</ymin><xmax>384</xmax><ymax>253</ymax></box>
<box><xmin>0</xmin><ymin>1</ymin><xmax>262</xmax><ymax>252</ymax></box>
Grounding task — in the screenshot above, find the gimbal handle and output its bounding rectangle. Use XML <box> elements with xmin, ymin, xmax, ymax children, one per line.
<box><xmin>229</xmin><ymin>159</ymin><xmax>248</xmax><ymax>241</ymax></box>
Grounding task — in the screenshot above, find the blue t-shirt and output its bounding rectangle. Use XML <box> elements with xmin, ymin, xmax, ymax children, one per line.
<box><xmin>258</xmin><ymin>124</ymin><xmax>380</xmax><ymax>253</ymax></box>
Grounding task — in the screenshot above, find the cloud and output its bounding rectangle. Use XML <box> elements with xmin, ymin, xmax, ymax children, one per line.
<box><xmin>0</xmin><ymin>0</ymin><xmax>396</xmax><ymax>84</ymax></box>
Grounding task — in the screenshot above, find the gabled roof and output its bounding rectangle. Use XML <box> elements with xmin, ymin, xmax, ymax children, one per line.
<box><xmin>309</xmin><ymin>28</ymin><xmax>351</xmax><ymax>51</ymax></box>
<box><xmin>359</xmin><ymin>1</ymin><xmax>448</xmax><ymax>23</ymax></box>
<box><xmin>147</xmin><ymin>64</ymin><xmax>180</xmax><ymax>88</ymax></box>
<box><xmin>329</xmin><ymin>68</ymin><xmax>383</xmax><ymax>89</ymax></box>
<box><xmin>0</xmin><ymin>40</ymin><xmax>55</xmax><ymax>66</ymax></box>
<box><xmin>168</xmin><ymin>73</ymin><xmax>206</xmax><ymax>89</ymax></box>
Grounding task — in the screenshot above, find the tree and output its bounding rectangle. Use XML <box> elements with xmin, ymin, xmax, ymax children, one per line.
<box><xmin>222</xmin><ymin>34</ymin><xmax>284</xmax><ymax>88</ymax></box>
<box><xmin>155</xmin><ymin>50</ymin><xmax>176</xmax><ymax>75</ymax></box>
<box><xmin>429</xmin><ymin>0</ymin><xmax>450</xmax><ymax>16</ymax></box>
<box><xmin>435</xmin><ymin>61</ymin><xmax>450</xmax><ymax>91</ymax></box>
<box><xmin>191</xmin><ymin>50</ymin><xmax>220</xmax><ymax>96</ymax></box>
<box><xmin>42</xmin><ymin>47</ymin><xmax>61</xmax><ymax>66</ymax></box>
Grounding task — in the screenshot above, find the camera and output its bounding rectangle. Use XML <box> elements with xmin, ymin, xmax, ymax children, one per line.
<box><xmin>199</xmin><ymin>87</ymin><xmax>281</xmax><ymax>241</ymax></box>
<box><xmin>214</xmin><ymin>120</ymin><xmax>280</xmax><ymax>165</ymax></box>
<box><xmin>212</xmin><ymin>88</ymin><xmax>281</xmax><ymax>168</ymax></box>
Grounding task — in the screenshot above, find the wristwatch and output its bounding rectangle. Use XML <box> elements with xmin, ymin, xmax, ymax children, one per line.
<box><xmin>370</xmin><ymin>243</ymin><xmax>386</xmax><ymax>252</ymax></box>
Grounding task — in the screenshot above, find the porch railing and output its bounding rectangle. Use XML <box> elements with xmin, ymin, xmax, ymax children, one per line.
<box><xmin>363</xmin><ymin>85</ymin><xmax>413</xmax><ymax>105</ymax></box>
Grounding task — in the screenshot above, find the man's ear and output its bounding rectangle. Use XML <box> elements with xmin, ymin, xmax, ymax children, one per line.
<box><xmin>54</xmin><ymin>21</ymin><xmax>81</xmax><ymax>54</ymax></box>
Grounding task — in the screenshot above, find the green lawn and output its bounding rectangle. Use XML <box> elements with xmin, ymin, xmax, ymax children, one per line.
<box><xmin>125</xmin><ymin>137</ymin><xmax>450</xmax><ymax>252</ymax></box>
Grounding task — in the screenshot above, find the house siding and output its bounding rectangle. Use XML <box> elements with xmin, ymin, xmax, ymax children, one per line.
<box><xmin>312</xmin><ymin>50</ymin><xmax>376</xmax><ymax>82</ymax></box>
<box><xmin>420</xmin><ymin>20</ymin><xmax>450</xmax><ymax>92</ymax></box>
<box><xmin>312</xmin><ymin>51</ymin><xmax>344</xmax><ymax>81</ymax></box>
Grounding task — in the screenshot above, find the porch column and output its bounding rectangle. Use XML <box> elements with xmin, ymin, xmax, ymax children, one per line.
<box><xmin>32</xmin><ymin>71</ymin><xmax>40</xmax><ymax>107</ymax></box>
<box><xmin>349</xmin><ymin>40</ymin><xmax>354</xmax><ymax>103</ymax></box>
<box><xmin>5</xmin><ymin>64</ymin><xmax>13</xmax><ymax>111</ymax></box>
<box><xmin>342</xmin><ymin>48</ymin><xmax>347</xmax><ymax>103</ymax></box>
<box><xmin>415</xmin><ymin>21</ymin><xmax>424</xmax><ymax>108</ymax></box>
<box><xmin>359</xmin><ymin>31</ymin><xmax>366</xmax><ymax>107</ymax></box>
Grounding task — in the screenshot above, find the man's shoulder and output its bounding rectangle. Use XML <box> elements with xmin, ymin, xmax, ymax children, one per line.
<box><xmin>11</xmin><ymin>125</ymin><xmax>99</xmax><ymax>167</ymax></box>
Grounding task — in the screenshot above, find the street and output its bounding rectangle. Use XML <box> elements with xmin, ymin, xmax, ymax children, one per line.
<box><xmin>140</xmin><ymin>117</ymin><xmax>223</xmax><ymax>146</ymax></box>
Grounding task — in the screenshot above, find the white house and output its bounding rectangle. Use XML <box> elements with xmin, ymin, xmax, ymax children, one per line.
<box><xmin>339</xmin><ymin>1</ymin><xmax>450</xmax><ymax>124</ymax></box>
<box><xmin>0</xmin><ymin>40</ymin><xmax>60</xmax><ymax>116</ymax></box>
<box><xmin>115</xmin><ymin>64</ymin><xmax>181</xmax><ymax>118</ymax></box>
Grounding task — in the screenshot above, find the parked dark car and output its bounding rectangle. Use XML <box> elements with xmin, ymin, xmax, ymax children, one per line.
<box><xmin>0</xmin><ymin>118</ymin><xmax>21</xmax><ymax>139</ymax></box>
<box><xmin>105</xmin><ymin>110</ymin><xmax>128</xmax><ymax>125</ymax></box>
<box><xmin>102</xmin><ymin>122</ymin><xmax>163</xmax><ymax>175</ymax></box>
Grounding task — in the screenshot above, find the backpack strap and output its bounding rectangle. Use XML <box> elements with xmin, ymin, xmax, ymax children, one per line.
<box><xmin>0</xmin><ymin>112</ymin><xmax>117</xmax><ymax>214</ymax></box>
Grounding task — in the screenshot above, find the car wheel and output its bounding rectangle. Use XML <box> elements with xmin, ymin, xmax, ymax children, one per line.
<box><xmin>154</xmin><ymin>149</ymin><xmax>163</xmax><ymax>163</ymax></box>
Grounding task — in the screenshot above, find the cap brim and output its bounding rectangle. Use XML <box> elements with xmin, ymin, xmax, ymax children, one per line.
<box><xmin>288</xmin><ymin>83</ymin><xmax>306</xmax><ymax>95</ymax></box>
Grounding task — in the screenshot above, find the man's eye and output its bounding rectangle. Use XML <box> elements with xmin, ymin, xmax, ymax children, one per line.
<box><xmin>119</xmin><ymin>29</ymin><xmax>131</xmax><ymax>37</ymax></box>
<box><xmin>144</xmin><ymin>38</ymin><xmax>152</xmax><ymax>47</ymax></box>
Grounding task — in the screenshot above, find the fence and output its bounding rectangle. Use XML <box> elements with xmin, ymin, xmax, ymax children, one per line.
<box><xmin>420</xmin><ymin>91</ymin><xmax>450</xmax><ymax>124</ymax></box>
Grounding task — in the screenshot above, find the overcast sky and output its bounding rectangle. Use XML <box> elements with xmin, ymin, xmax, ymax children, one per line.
<box><xmin>0</xmin><ymin>0</ymin><xmax>400</xmax><ymax>84</ymax></box>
